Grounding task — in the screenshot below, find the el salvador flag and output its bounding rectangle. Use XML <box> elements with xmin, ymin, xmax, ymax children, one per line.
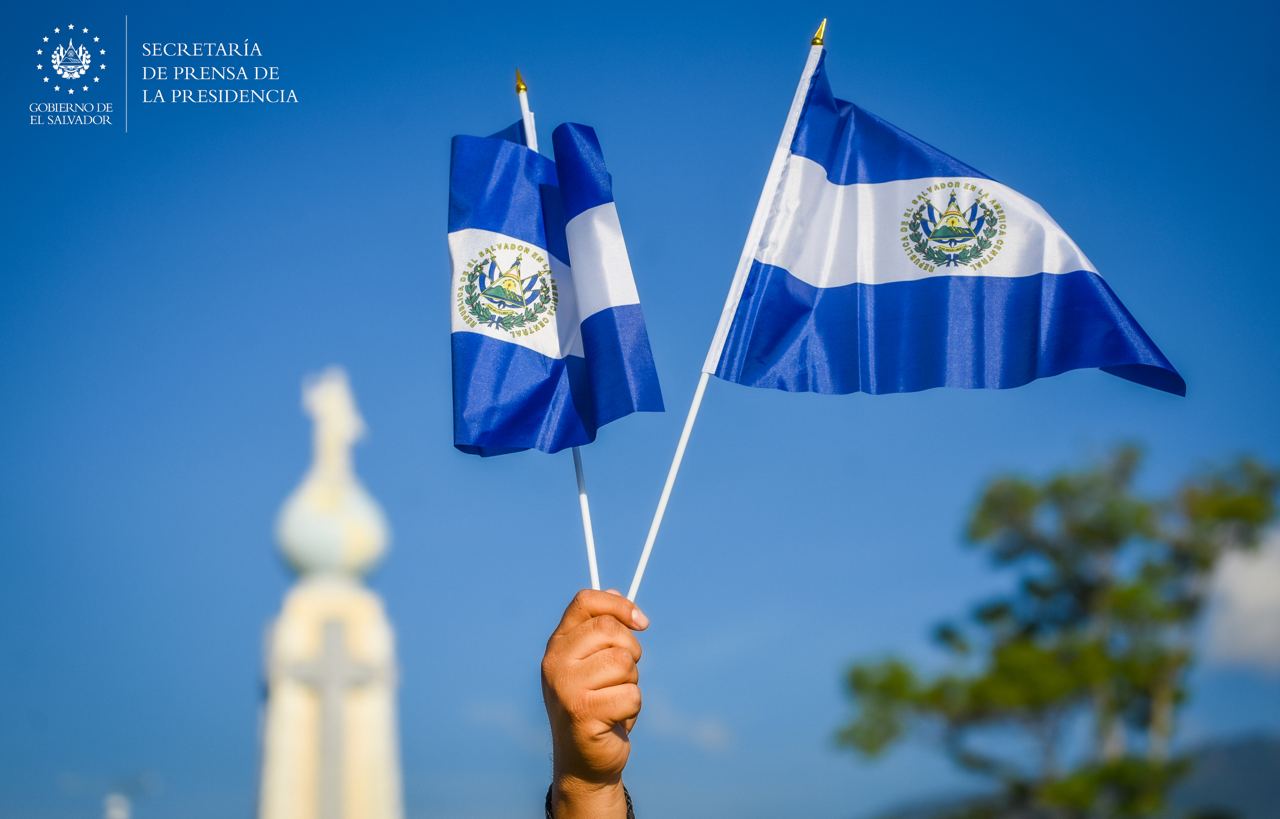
<box><xmin>450</xmin><ymin>121</ymin><xmax>663</xmax><ymax>456</ymax></box>
<box><xmin>704</xmin><ymin>49</ymin><xmax>1185</xmax><ymax>397</ymax></box>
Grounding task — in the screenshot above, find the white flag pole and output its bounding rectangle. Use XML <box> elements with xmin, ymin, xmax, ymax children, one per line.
<box><xmin>572</xmin><ymin>446</ymin><xmax>601</xmax><ymax>591</ymax></box>
<box><xmin>515</xmin><ymin>68</ymin><xmax>538</xmax><ymax>151</ymax></box>
<box><xmin>626</xmin><ymin>21</ymin><xmax>829</xmax><ymax>602</ymax></box>
<box><xmin>625</xmin><ymin>371</ymin><xmax>709</xmax><ymax>601</ymax></box>
<box><xmin>516</xmin><ymin>68</ymin><xmax>603</xmax><ymax>591</ymax></box>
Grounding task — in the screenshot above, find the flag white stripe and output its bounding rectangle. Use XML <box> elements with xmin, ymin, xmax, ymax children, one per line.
<box><xmin>448</xmin><ymin>203</ymin><xmax>641</xmax><ymax>359</ymax></box>
<box><xmin>563</xmin><ymin>202</ymin><xmax>641</xmax><ymax>316</ymax></box>
<box><xmin>755</xmin><ymin>156</ymin><xmax>1096</xmax><ymax>288</ymax></box>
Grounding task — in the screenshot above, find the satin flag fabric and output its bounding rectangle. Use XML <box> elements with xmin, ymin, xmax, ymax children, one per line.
<box><xmin>449</xmin><ymin>123</ymin><xmax>663</xmax><ymax>456</ymax></box>
<box><xmin>704</xmin><ymin>51</ymin><xmax>1184</xmax><ymax>397</ymax></box>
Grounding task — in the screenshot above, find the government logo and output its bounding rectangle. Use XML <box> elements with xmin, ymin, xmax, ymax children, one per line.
<box><xmin>36</xmin><ymin>23</ymin><xmax>106</xmax><ymax>95</ymax></box>
<box><xmin>902</xmin><ymin>183</ymin><xmax>1006</xmax><ymax>272</ymax></box>
<box><xmin>456</xmin><ymin>243</ymin><xmax>557</xmax><ymax>337</ymax></box>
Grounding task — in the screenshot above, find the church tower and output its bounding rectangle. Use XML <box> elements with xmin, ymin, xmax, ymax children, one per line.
<box><xmin>259</xmin><ymin>368</ymin><xmax>404</xmax><ymax>819</ymax></box>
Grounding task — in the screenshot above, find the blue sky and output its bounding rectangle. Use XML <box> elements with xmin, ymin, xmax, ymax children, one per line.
<box><xmin>2</xmin><ymin>1</ymin><xmax>1278</xmax><ymax>817</ymax></box>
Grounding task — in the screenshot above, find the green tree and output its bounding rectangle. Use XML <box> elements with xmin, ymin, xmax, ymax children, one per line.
<box><xmin>837</xmin><ymin>447</ymin><xmax>1277</xmax><ymax>818</ymax></box>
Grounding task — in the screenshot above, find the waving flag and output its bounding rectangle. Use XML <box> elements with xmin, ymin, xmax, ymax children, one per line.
<box><xmin>625</xmin><ymin>26</ymin><xmax>1185</xmax><ymax>602</ymax></box>
<box><xmin>449</xmin><ymin>122</ymin><xmax>663</xmax><ymax>456</ymax></box>
<box><xmin>703</xmin><ymin>50</ymin><xmax>1185</xmax><ymax>397</ymax></box>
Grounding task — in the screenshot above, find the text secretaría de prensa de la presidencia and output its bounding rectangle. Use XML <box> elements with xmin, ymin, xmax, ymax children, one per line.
<box><xmin>140</xmin><ymin>40</ymin><xmax>299</xmax><ymax>104</ymax></box>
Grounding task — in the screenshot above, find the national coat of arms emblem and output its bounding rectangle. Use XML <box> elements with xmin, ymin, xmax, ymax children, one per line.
<box><xmin>901</xmin><ymin>185</ymin><xmax>1007</xmax><ymax>272</ymax></box>
<box><xmin>456</xmin><ymin>243</ymin><xmax>558</xmax><ymax>336</ymax></box>
<box><xmin>51</xmin><ymin>39</ymin><xmax>92</xmax><ymax>80</ymax></box>
<box><xmin>36</xmin><ymin>24</ymin><xmax>106</xmax><ymax>96</ymax></box>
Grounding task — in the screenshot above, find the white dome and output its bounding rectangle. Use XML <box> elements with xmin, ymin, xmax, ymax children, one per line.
<box><xmin>276</xmin><ymin>473</ymin><xmax>388</xmax><ymax>575</ymax></box>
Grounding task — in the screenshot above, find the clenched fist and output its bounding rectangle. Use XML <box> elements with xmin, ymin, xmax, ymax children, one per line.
<box><xmin>542</xmin><ymin>589</ymin><xmax>649</xmax><ymax>818</ymax></box>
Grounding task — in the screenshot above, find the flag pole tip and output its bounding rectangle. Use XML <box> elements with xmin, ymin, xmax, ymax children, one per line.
<box><xmin>515</xmin><ymin>68</ymin><xmax>528</xmax><ymax>94</ymax></box>
<box><xmin>811</xmin><ymin>18</ymin><xmax>827</xmax><ymax>46</ymax></box>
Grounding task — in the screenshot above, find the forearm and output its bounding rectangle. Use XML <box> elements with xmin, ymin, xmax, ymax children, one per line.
<box><xmin>548</xmin><ymin>775</ymin><xmax>631</xmax><ymax>819</ymax></box>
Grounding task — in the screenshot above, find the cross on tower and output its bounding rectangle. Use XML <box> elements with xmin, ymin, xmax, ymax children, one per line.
<box><xmin>288</xmin><ymin>620</ymin><xmax>380</xmax><ymax>819</ymax></box>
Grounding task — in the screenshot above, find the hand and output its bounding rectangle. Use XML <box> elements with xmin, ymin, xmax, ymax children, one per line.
<box><xmin>542</xmin><ymin>589</ymin><xmax>650</xmax><ymax>818</ymax></box>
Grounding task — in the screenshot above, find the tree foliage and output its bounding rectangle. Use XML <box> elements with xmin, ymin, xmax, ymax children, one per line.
<box><xmin>837</xmin><ymin>447</ymin><xmax>1278</xmax><ymax>818</ymax></box>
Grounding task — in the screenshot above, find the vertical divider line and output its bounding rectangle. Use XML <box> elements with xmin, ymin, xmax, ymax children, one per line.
<box><xmin>124</xmin><ymin>14</ymin><xmax>129</xmax><ymax>134</ymax></box>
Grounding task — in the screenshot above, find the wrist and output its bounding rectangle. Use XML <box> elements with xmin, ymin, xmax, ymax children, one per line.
<box><xmin>551</xmin><ymin>774</ymin><xmax>627</xmax><ymax>819</ymax></box>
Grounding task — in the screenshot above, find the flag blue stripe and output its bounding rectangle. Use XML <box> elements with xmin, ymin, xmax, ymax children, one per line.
<box><xmin>714</xmin><ymin>261</ymin><xmax>1185</xmax><ymax>396</ymax></box>
<box><xmin>552</xmin><ymin>123</ymin><xmax>616</xmax><ymax>222</ymax></box>
<box><xmin>448</xmin><ymin>135</ymin><xmax>569</xmax><ymax>263</ymax></box>
<box><xmin>452</xmin><ymin>304</ymin><xmax>664</xmax><ymax>456</ymax></box>
<box><xmin>791</xmin><ymin>51</ymin><xmax>991</xmax><ymax>186</ymax></box>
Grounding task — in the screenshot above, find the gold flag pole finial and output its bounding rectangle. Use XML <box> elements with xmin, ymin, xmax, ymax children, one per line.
<box><xmin>515</xmin><ymin>68</ymin><xmax>528</xmax><ymax>94</ymax></box>
<box><xmin>811</xmin><ymin>18</ymin><xmax>827</xmax><ymax>46</ymax></box>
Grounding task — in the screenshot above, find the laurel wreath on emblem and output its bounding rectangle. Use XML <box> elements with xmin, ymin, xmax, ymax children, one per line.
<box><xmin>908</xmin><ymin>200</ymin><xmax>1001</xmax><ymax>268</ymax></box>
<box><xmin>461</xmin><ymin>258</ymin><xmax>554</xmax><ymax>332</ymax></box>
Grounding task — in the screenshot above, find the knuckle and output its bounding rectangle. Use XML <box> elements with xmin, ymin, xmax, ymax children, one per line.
<box><xmin>593</xmin><ymin>615</ymin><xmax>624</xmax><ymax>637</ymax></box>
<box><xmin>569</xmin><ymin>691</ymin><xmax>594</xmax><ymax>719</ymax></box>
<box><xmin>563</xmin><ymin>592</ymin><xmax>589</xmax><ymax>619</ymax></box>
<box><xmin>541</xmin><ymin>637</ymin><xmax>563</xmax><ymax>666</ymax></box>
<box><xmin>611</xmin><ymin>647</ymin><xmax>636</xmax><ymax>668</ymax></box>
<box><xmin>622</xmin><ymin>683</ymin><xmax>642</xmax><ymax>712</ymax></box>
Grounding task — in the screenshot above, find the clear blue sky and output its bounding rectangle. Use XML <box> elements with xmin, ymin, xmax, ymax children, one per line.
<box><xmin>2</xmin><ymin>1</ymin><xmax>1278</xmax><ymax>817</ymax></box>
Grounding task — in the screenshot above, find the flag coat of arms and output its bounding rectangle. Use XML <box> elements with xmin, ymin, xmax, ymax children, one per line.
<box><xmin>449</xmin><ymin>122</ymin><xmax>663</xmax><ymax>456</ymax></box>
<box><xmin>704</xmin><ymin>50</ymin><xmax>1185</xmax><ymax>397</ymax></box>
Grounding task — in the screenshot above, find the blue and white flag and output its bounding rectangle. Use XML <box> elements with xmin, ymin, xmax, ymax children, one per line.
<box><xmin>450</xmin><ymin>122</ymin><xmax>663</xmax><ymax>456</ymax></box>
<box><xmin>704</xmin><ymin>50</ymin><xmax>1185</xmax><ymax>396</ymax></box>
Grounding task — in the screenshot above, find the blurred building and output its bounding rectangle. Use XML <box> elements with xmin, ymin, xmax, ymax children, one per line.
<box><xmin>258</xmin><ymin>368</ymin><xmax>403</xmax><ymax>819</ymax></box>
